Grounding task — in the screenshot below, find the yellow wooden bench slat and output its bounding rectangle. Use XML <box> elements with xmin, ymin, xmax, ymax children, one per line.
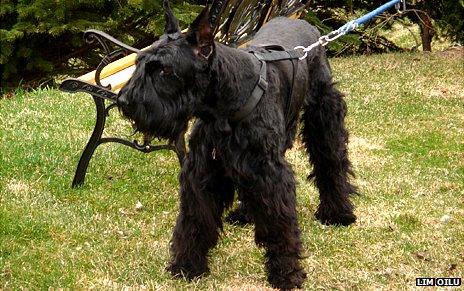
<box><xmin>101</xmin><ymin>65</ymin><xmax>136</xmax><ymax>93</ymax></box>
<box><xmin>77</xmin><ymin>47</ymin><xmax>152</xmax><ymax>84</ymax></box>
<box><xmin>78</xmin><ymin>53</ymin><xmax>136</xmax><ymax>84</ymax></box>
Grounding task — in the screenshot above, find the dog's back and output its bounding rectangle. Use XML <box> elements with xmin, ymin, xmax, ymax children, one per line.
<box><xmin>247</xmin><ymin>17</ymin><xmax>320</xmax><ymax>51</ymax></box>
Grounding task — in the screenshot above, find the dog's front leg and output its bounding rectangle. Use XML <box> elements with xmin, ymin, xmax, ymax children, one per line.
<box><xmin>167</xmin><ymin>143</ymin><xmax>234</xmax><ymax>280</ymax></box>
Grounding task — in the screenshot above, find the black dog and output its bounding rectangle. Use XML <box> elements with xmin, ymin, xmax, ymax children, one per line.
<box><xmin>118</xmin><ymin>2</ymin><xmax>356</xmax><ymax>289</ymax></box>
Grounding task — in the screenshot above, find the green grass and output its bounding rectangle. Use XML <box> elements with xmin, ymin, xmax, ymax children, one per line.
<box><xmin>1</xmin><ymin>51</ymin><xmax>463</xmax><ymax>289</ymax></box>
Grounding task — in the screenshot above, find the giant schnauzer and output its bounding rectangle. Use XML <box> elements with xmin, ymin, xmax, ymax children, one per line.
<box><xmin>118</xmin><ymin>1</ymin><xmax>357</xmax><ymax>289</ymax></box>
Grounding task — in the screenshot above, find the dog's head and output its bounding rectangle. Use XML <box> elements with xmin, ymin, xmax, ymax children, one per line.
<box><xmin>118</xmin><ymin>0</ymin><xmax>215</xmax><ymax>141</ymax></box>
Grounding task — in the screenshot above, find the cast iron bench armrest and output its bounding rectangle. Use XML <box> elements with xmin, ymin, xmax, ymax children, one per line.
<box><xmin>60</xmin><ymin>78</ymin><xmax>117</xmax><ymax>101</ymax></box>
<box><xmin>59</xmin><ymin>31</ymin><xmax>183</xmax><ymax>188</ymax></box>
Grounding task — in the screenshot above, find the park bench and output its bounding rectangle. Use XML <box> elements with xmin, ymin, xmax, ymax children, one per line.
<box><xmin>60</xmin><ymin>0</ymin><xmax>309</xmax><ymax>187</ymax></box>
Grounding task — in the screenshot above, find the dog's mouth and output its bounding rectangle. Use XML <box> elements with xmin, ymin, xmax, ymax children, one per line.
<box><xmin>116</xmin><ymin>90</ymin><xmax>130</xmax><ymax>107</ymax></box>
<box><xmin>117</xmin><ymin>90</ymin><xmax>143</xmax><ymax>123</ymax></box>
<box><xmin>115</xmin><ymin>84</ymin><xmax>194</xmax><ymax>142</ymax></box>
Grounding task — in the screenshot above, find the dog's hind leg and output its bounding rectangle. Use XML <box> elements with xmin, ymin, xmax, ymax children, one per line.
<box><xmin>167</xmin><ymin>135</ymin><xmax>234</xmax><ymax>279</ymax></box>
<box><xmin>301</xmin><ymin>53</ymin><xmax>357</xmax><ymax>226</ymax></box>
<box><xmin>225</xmin><ymin>189</ymin><xmax>253</xmax><ymax>225</ymax></box>
<box><xmin>243</xmin><ymin>158</ymin><xmax>306</xmax><ymax>289</ymax></box>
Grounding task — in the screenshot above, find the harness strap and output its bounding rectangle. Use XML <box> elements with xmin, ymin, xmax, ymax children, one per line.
<box><xmin>230</xmin><ymin>45</ymin><xmax>301</xmax><ymax>122</ymax></box>
<box><xmin>230</xmin><ymin>46</ymin><xmax>301</xmax><ymax>122</ymax></box>
<box><xmin>255</xmin><ymin>50</ymin><xmax>300</xmax><ymax>122</ymax></box>
<box><xmin>287</xmin><ymin>57</ymin><xmax>298</xmax><ymax>124</ymax></box>
<box><xmin>253</xmin><ymin>50</ymin><xmax>302</xmax><ymax>62</ymax></box>
<box><xmin>230</xmin><ymin>57</ymin><xmax>268</xmax><ymax>121</ymax></box>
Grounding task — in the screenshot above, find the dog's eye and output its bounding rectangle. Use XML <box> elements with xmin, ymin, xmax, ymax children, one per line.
<box><xmin>160</xmin><ymin>66</ymin><xmax>173</xmax><ymax>76</ymax></box>
<box><xmin>145</xmin><ymin>60</ymin><xmax>161</xmax><ymax>74</ymax></box>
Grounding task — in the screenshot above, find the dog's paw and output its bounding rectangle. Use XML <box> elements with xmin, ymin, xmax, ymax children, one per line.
<box><xmin>166</xmin><ymin>262</ymin><xmax>209</xmax><ymax>280</ymax></box>
<box><xmin>315</xmin><ymin>207</ymin><xmax>356</xmax><ymax>226</ymax></box>
<box><xmin>225</xmin><ymin>205</ymin><xmax>253</xmax><ymax>225</ymax></box>
<box><xmin>268</xmin><ymin>268</ymin><xmax>307</xmax><ymax>290</ymax></box>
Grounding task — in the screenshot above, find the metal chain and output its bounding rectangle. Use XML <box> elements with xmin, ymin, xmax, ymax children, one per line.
<box><xmin>295</xmin><ymin>0</ymin><xmax>406</xmax><ymax>60</ymax></box>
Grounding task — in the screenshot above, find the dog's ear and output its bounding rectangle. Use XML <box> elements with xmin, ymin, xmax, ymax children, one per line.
<box><xmin>187</xmin><ymin>7</ymin><xmax>214</xmax><ymax>60</ymax></box>
<box><xmin>163</xmin><ymin>0</ymin><xmax>180</xmax><ymax>34</ymax></box>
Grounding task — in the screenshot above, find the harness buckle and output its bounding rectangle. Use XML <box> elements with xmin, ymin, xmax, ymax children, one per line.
<box><xmin>258</xmin><ymin>75</ymin><xmax>268</xmax><ymax>91</ymax></box>
<box><xmin>253</xmin><ymin>52</ymin><xmax>265</xmax><ymax>61</ymax></box>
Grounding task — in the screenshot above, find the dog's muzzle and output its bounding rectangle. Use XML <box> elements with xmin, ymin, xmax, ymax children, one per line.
<box><xmin>117</xmin><ymin>91</ymin><xmax>130</xmax><ymax>106</ymax></box>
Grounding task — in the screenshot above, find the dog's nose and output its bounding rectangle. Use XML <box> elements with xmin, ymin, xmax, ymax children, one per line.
<box><xmin>117</xmin><ymin>92</ymin><xmax>129</xmax><ymax>106</ymax></box>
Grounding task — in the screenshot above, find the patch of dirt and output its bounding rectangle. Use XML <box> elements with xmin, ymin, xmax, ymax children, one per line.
<box><xmin>6</xmin><ymin>179</ymin><xmax>30</xmax><ymax>194</ymax></box>
<box><xmin>428</xmin><ymin>84</ymin><xmax>464</xmax><ymax>99</ymax></box>
<box><xmin>436</xmin><ymin>45</ymin><xmax>464</xmax><ymax>59</ymax></box>
<box><xmin>349</xmin><ymin>136</ymin><xmax>388</xmax><ymax>168</ymax></box>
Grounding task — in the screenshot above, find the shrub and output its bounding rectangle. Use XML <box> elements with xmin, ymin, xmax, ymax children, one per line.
<box><xmin>0</xmin><ymin>0</ymin><xmax>201</xmax><ymax>90</ymax></box>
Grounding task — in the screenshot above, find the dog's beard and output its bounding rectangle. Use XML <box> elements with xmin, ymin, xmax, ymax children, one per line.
<box><xmin>123</xmin><ymin>100</ymin><xmax>192</xmax><ymax>142</ymax></box>
<box><xmin>119</xmin><ymin>77</ymin><xmax>193</xmax><ymax>142</ymax></box>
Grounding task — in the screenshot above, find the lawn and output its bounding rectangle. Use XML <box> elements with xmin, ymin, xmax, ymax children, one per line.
<box><xmin>1</xmin><ymin>51</ymin><xmax>463</xmax><ymax>289</ymax></box>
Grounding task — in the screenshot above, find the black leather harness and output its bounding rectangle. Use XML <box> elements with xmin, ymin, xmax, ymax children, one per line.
<box><xmin>230</xmin><ymin>45</ymin><xmax>302</xmax><ymax>122</ymax></box>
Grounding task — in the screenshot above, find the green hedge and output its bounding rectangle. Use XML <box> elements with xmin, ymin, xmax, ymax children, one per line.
<box><xmin>0</xmin><ymin>0</ymin><xmax>202</xmax><ymax>90</ymax></box>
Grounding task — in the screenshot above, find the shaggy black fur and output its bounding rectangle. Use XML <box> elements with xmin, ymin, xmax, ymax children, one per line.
<box><xmin>118</xmin><ymin>3</ymin><xmax>357</xmax><ymax>289</ymax></box>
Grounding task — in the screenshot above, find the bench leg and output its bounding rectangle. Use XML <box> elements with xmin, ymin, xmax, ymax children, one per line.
<box><xmin>72</xmin><ymin>95</ymin><xmax>106</xmax><ymax>188</ymax></box>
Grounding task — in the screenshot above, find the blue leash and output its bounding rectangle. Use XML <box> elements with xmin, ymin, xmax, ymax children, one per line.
<box><xmin>295</xmin><ymin>0</ymin><xmax>406</xmax><ymax>59</ymax></box>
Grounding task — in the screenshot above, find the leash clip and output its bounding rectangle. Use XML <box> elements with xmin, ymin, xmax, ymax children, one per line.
<box><xmin>294</xmin><ymin>43</ymin><xmax>320</xmax><ymax>60</ymax></box>
<box><xmin>293</xmin><ymin>33</ymin><xmax>334</xmax><ymax>60</ymax></box>
<box><xmin>293</xmin><ymin>46</ymin><xmax>308</xmax><ymax>60</ymax></box>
